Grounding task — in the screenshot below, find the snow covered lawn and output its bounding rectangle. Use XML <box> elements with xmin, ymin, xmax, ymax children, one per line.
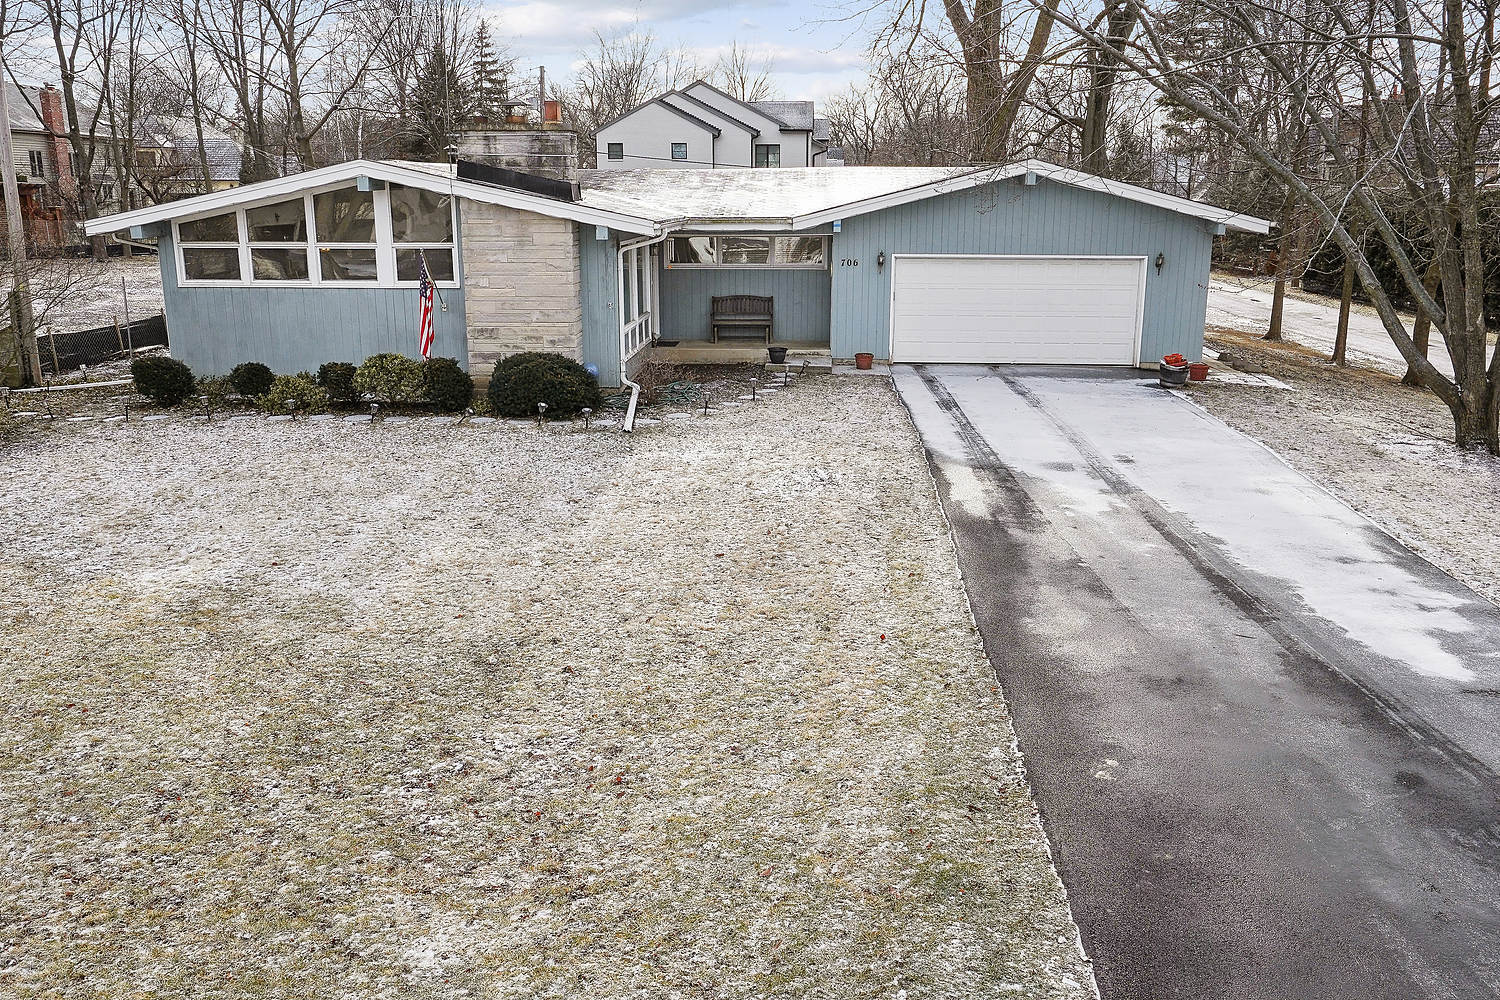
<box><xmin>1193</xmin><ymin>330</ymin><xmax>1500</xmax><ymax>607</ymax></box>
<box><xmin>0</xmin><ymin>377</ymin><xmax>1092</xmax><ymax>999</ymax></box>
<box><xmin>31</xmin><ymin>254</ymin><xmax>164</xmax><ymax>336</ymax></box>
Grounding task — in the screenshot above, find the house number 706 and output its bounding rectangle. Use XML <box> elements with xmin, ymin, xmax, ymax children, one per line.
<box><xmin>840</xmin><ymin>258</ymin><xmax>859</xmax><ymax>267</ymax></box>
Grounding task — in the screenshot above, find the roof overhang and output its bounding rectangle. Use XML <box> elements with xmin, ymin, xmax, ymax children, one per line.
<box><xmin>84</xmin><ymin>158</ymin><xmax>660</xmax><ymax>237</ymax></box>
<box><xmin>791</xmin><ymin>160</ymin><xmax>1272</xmax><ymax>234</ymax></box>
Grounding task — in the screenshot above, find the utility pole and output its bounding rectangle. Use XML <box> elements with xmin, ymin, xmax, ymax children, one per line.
<box><xmin>538</xmin><ymin>66</ymin><xmax>546</xmax><ymax>116</ymax></box>
<box><xmin>0</xmin><ymin>52</ymin><xmax>40</xmax><ymax>385</ymax></box>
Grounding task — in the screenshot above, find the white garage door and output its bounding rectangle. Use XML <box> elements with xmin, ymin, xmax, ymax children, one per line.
<box><xmin>890</xmin><ymin>255</ymin><xmax>1145</xmax><ymax>365</ymax></box>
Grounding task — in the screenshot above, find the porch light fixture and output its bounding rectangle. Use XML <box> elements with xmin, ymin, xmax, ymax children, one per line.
<box><xmin>1155</xmin><ymin>252</ymin><xmax>1166</xmax><ymax>275</ymax></box>
<box><xmin>877</xmin><ymin>250</ymin><xmax>886</xmax><ymax>272</ymax></box>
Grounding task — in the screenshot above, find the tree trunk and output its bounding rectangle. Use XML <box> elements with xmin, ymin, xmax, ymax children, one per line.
<box><xmin>1333</xmin><ymin>253</ymin><xmax>1354</xmax><ymax>364</ymax></box>
<box><xmin>1401</xmin><ymin>257</ymin><xmax>1441</xmax><ymax>386</ymax></box>
<box><xmin>1264</xmin><ymin>184</ymin><xmax>1297</xmax><ymax>341</ymax></box>
<box><xmin>1080</xmin><ymin>2</ymin><xmax>1139</xmax><ymax>174</ymax></box>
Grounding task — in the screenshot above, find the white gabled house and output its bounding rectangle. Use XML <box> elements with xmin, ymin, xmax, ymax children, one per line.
<box><xmin>596</xmin><ymin>81</ymin><xmax>834</xmax><ymax>169</ymax></box>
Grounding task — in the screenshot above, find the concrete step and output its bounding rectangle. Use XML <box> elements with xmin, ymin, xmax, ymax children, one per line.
<box><xmin>652</xmin><ymin>342</ymin><xmax>830</xmax><ymax>365</ymax></box>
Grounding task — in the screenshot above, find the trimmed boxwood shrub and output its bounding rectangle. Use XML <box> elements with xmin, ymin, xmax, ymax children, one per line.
<box><xmin>131</xmin><ymin>355</ymin><xmax>196</xmax><ymax>406</ymax></box>
<box><xmin>487</xmin><ymin>352</ymin><xmax>602</xmax><ymax>418</ymax></box>
<box><xmin>258</xmin><ymin>373</ymin><xmax>329</xmax><ymax>414</ymax></box>
<box><xmin>421</xmin><ymin>357</ymin><xmax>474</xmax><ymax>412</ymax></box>
<box><xmin>353</xmin><ymin>352</ymin><xmax>424</xmax><ymax>404</ymax></box>
<box><xmin>317</xmin><ymin>361</ymin><xmax>357</xmax><ymax>405</ymax></box>
<box><xmin>197</xmin><ymin>375</ymin><xmax>233</xmax><ymax>410</ymax></box>
<box><xmin>229</xmin><ymin>361</ymin><xmax>275</xmax><ymax>398</ymax></box>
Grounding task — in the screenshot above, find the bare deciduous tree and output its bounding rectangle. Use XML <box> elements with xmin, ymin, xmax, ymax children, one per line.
<box><xmin>711</xmin><ymin>42</ymin><xmax>777</xmax><ymax>101</ymax></box>
<box><xmin>1051</xmin><ymin>0</ymin><xmax>1500</xmax><ymax>450</ymax></box>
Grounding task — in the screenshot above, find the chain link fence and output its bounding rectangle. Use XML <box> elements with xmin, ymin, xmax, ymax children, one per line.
<box><xmin>37</xmin><ymin>314</ymin><xmax>168</xmax><ymax>375</ymax></box>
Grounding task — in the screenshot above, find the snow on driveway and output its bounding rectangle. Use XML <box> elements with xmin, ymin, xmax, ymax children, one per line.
<box><xmin>1206</xmin><ymin>276</ymin><xmax>1453</xmax><ymax>377</ymax></box>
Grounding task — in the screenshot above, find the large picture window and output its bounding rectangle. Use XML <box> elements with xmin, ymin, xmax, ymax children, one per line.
<box><xmin>389</xmin><ymin>183</ymin><xmax>455</xmax><ymax>282</ymax></box>
<box><xmin>314</xmin><ymin>187</ymin><xmax>377</xmax><ymax>281</ymax></box>
<box><xmin>175</xmin><ymin>179</ymin><xmax>462</xmax><ymax>289</ymax></box>
<box><xmin>178</xmin><ymin>211</ymin><xmax>242</xmax><ymax>281</ymax></box>
<box><xmin>667</xmin><ymin>235</ymin><xmax>827</xmax><ymax>269</ymax></box>
<box><xmin>246</xmin><ymin>198</ymin><xmax>309</xmax><ymax>281</ymax></box>
<box><xmin>754</xmin><ymin>144</ymin><xmax>781</xmax><ymax>168</ymax></box>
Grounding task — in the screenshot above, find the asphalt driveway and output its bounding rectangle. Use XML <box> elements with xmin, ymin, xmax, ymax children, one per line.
<box><xmin>895</xmin><ymin>365</ymin><xmax>1500</xmax><ymax>1000</ymax></box>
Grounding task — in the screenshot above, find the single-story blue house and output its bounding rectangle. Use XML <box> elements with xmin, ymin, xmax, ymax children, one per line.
<box><xmin>86</xmin><ymin>129</ymin><xmax>1268</xmax><ymax>387</ymax></box>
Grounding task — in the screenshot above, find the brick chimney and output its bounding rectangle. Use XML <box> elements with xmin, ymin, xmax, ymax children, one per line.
<box><xmin>38</xmin><ymin>85</ymin><xmax>74</xmax><ymax>197</ymax></box>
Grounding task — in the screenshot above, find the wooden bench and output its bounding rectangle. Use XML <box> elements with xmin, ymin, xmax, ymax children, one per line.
<box><xmin>710</xmin><ymin>295</ymin><xmax>773</xmax><ymax>342</ymax></box>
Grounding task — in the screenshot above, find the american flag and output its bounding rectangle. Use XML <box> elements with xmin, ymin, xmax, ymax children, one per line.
<box><xmin>416</xmin><ymin>253</ymin><xmax>435</xmax><ymax>359</ymax></box>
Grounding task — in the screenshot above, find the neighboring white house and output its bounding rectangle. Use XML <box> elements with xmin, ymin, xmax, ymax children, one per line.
<box><xmin>596</xmin><ymin>80</ymin><xmax>839</xmax><ymax>169</ymax></box>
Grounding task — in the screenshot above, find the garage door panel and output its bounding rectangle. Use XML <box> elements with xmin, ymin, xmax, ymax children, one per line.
<box><xmin>891</xmin><ymin>256</ymin><xmax>1143</xmax><ymax>365</ymax></box>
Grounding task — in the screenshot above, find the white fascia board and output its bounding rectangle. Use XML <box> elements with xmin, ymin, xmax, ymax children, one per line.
<box><xmin>791</xmin><ymin>160</ymin><xmax>1271</xmax><ymax>234</ymax></box>
<box><xmin>85</xmin><ymin>158</ymin><xmax>659</xmax><ymax>236</ymax></box>
<box><xmin>1021</xmin><ymin>161</ymin><xmax>1272</xmax><ymax>234</ymax></box>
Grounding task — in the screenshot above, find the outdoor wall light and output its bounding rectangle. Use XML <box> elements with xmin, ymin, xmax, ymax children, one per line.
<box><xmin>877</xmin><ymin>250</ymin><xmax>886</xmax><ymax>271</ymax></box>
<box><xmin>1155</xmin><ymin>252</ymin><xmax>1166</xmax><ymax>275</ymax></box>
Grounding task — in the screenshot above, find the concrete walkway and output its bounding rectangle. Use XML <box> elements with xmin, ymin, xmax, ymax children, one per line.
<box><xmin>1206</xmin><ymin>277</ymin><xmax>1454</xmax><ymax>377</ymax></box>
<box><xmin>895</xmin><ymin>364</ymin><xmax>1500</xmax><ymax>1000</ymax></box>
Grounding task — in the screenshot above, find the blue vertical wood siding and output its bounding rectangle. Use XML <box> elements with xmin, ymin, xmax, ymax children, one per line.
<box><xmin>578</xmin><ymin>225</ymin><xmax>621</xmax><ymax>383</ymax></box>
<box><xmin>658</xmin><ymin>264</ymin><xmax>830</xmax><ymax>343</ymax></box>
<box><xmin>828</xmin><ymin>177</ymin><xmax>1215</xmax><ymax>364</ymax></box>
<box><xmin>158</xmin><ymin>228</ymin><xmax>469</xmax><ymax>376</ymax></box>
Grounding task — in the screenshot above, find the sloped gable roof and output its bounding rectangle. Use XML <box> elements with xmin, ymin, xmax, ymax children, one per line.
<box><xmin>86</xmin><ymin>158</ymin><xmax>1271</xmax><ymax>237</ymax></box>
<box><xmin>751</xmin><ymin>100</ymin><xmax>814</xmax><ymax>131</ymax></box>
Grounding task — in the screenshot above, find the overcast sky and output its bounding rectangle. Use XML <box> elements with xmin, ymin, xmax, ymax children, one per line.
<box><xmin>489</xmin><ymin>0</ymin><xmax>874</xmax><ymax>103</ymax></box>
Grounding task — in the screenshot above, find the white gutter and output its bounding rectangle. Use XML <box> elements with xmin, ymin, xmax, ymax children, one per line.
<box><xmin>616</xmin><ymin>231</ymin><xmax>667</xmax><ymax>432</ymax></box>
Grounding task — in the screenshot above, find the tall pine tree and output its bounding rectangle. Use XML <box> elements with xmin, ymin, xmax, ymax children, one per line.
<box><xmin>409</xmin><ymin>39</ymin><xmax>469</xmax><ymax>160</ymax></box>
<box><xmin>472</xmin><ymin>21</ymin><xmax>509</xmax><ymax>126</ymax></box>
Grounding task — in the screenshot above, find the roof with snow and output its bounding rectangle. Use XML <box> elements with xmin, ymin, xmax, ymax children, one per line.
<box><xmin>751</xmin><ymin>100</ymin><xmax>814</xmax><ymax>131</ymax></box>
<box><xmin>5</xmin><ymin>83</ymin><xmax>46</xmax><ymax>132</ymax></box>
<box><xmin>86</xmin><ymin>158</ymin><xmax>1271</xmax><ymax>238</ymax></box>
<box><xmin>135</xmin><ymin>116</ymin><xmax>243</xmax><ymax>182</ymax></box>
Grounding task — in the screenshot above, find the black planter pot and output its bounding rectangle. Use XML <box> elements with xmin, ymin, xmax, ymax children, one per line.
<box><xmin>767</xmin><ymin>346</ymin><xmax>788</xmax><ymax>364</ymax></box>
<box><xmin>1158</xmin><ymin>363</ymin><xmax>1190</xmax><ymax>388</ymax></box>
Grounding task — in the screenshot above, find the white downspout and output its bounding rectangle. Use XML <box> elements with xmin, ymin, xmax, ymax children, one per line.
<box><xmin>616</xmin><ymin>231</ymin><xmax>666</xmax><ymax>433</ymax></box>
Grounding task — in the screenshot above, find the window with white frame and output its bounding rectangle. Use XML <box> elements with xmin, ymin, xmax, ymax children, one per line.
<box><xmin>178</xmin><ymin>211</ymin><xmax>242</xmax><ymax>281</ymax></box>
<box><xmin>389</xmin><ymin>184</ymin><xmax>454</xmax><ymax>282</ymax></box>
<box><xmin>314</xmin><ymin>186</ymin><xmax>377</xmax><ymax>281</ymax></box>
<box><xmin>27</xmin><ymin>150</ymin><xmax>43</xmax><ymax>176</ymax></box>
<box><xmin>666</xmin><ymin>235</ymin><xmax>827</xmax><ymax>269</ymax></box>
<box><xmin>246</xmin><ymin>197</ymin><xmax>309</xmax><ymax>281</ymax></box>
<box><xmin>174</xmin><ymin>180</ymin><xmax>462</xmax><ymax>288</ymax></box>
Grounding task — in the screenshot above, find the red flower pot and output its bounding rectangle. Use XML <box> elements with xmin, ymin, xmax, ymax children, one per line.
<box><xmin>1188</xmin><ymin>362</ymin><xmax>1210</xmax><ymax>381</ymax></box>
<box><xmin>854</xmin><ymin>352</ymin><xmax>874</xmax><ymax>371</ymax></box>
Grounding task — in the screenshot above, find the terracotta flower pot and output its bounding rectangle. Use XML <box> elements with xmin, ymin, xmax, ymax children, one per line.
<box><xmin>854</xmin><ymin>352</ymin><xmax>874</xmax><ymax>371</ymax></box>
<box><xmin>1188</xmin><ymin>362</ymin><xmax>1210</xmax><ymax>381</ymax></box>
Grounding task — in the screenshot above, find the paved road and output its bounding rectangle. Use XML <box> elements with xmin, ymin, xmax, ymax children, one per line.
<box><xmin>1206</xmin><ymin>278</ymin><xmax>1454</xmax><ymax>377</ymax></box>
<box><xmin>895</xmin><ymin>365</ymin><xmax>1500</xmax><ymax>1000</ymax></box>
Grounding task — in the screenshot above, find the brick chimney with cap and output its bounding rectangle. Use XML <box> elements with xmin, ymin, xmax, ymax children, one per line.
<box><xmin>38</xmin><ymin>85</ymin><xmax>75</xmax><ymax>198</ymax></box>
